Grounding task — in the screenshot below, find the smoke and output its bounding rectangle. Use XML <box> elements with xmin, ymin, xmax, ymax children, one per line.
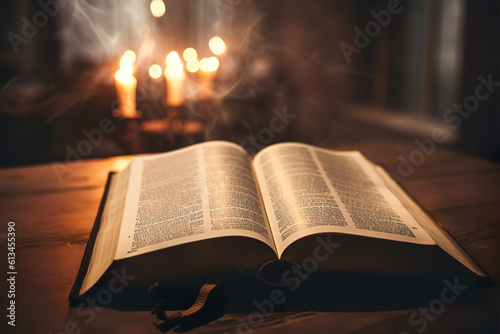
<box><xmin>1</xmin><ymin>0</ymin><xmax>356</xmax><ymax>152</ymax></box>
<box><xmin>58</xmin><ymin>0</ymin><xmax>149</xmax><ymax>68</ymax></box>
<box><xmin>0</xmin><ymin>0</ymin><xmax>151</xmax><ymax>120</ymax></box>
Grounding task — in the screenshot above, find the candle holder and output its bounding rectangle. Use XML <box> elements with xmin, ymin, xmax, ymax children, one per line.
<box><xmin>138</xmin><ymin>103</ymin><xmax>188</xmax><ymax>135</ymax></box>
<box><xmin>165</xmin><ymin>105</ymin><xmax>185</xmax><ymax>133</ymax></box>
<box><xmin>164</xmin><ymin>103</ymin><xmax>205</xmax><ymax>143</ymax></box>
<box><xmin>112</xmin><ymin>109</ymin><xmax>142</xmax><ymax>154</ymax></box>
<box><xmin>139</xmin><ymin>102</ymin><xmax>208</xmax><ymax>151</ymax></box>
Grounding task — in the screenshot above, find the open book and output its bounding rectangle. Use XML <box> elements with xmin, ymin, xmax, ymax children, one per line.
<box><xmin>71</xmin><ymin>141</ymin><xmax>486</xmax><ymax>300</ymax></box>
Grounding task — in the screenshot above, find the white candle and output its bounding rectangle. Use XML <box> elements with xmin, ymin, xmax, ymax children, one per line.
<box><xmin>164</xmin><ymin>51</ymin><xmax>185</xmax><ymax>107</ymax></box>
<box><xmin>115</xmin><ymin>51</ymin><xmax>137</xmax><ymax>118</ymax></box>
<box><xmin>199</xmin><ymin>56</ymin><xmax>219</xmax><ymax>100</ymax></box>
<box><xmin>208</xmin><ymin>36</ymin><xmax>227</xmax><ymax>56</ymax></box>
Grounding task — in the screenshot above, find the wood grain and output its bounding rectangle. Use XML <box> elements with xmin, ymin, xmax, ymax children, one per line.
<box><xmin>0</xmin><ymin>143</ymin><xmax>497</xmax><ymax>334</ymax></box>
<box><xmin>0</xmin><ymin>156</ymin><xmax>131</xmax><ymax>197</ymax></box>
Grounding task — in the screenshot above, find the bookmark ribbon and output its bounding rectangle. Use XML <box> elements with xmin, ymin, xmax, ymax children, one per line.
<box><xmin>151</xmin><ymin>283</ymin><xmax>219</xmax><ymax>321</ymax></box>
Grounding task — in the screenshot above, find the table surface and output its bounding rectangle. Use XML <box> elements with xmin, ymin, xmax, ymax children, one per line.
<box><xmin>0</xmin><ymin>140</ymin><xmax>499</xmax><ymax>334</ymax></box>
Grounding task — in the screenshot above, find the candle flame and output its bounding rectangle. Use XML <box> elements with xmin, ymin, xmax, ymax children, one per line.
<box><xmin>149</xmin><ymin>64</ymin><xmax>163</xmax><ymax>79</ymax></box>
<box><xmin>119</xmin><ymin>51</ymin><xmax>135</xmax><ymax>76</ymax></box>
<box><xmin>208</xmin><ymin>36</ymin><xmax>227</xmax><ymax>56</ymax></box>
<box><xmin>115</xmin><ymin>68</ymin><xmax>133</xmax><ymax>83</ymax></box>
<box><xmin>120</xmin><ymin>57</ymin><xmax>132</xmax><ymax>72</ymax></box>
<box><xmin>150</xmin><ymin>0</ymin><xmax>166</xmax><ymax>18</ymax></box>
<box><xmin>183</xmin><ymin>47</ymin><xmax>198</xmax><ymax>62</ymax></box>
<box><xmin>186</xmin><ymin>59</ymin><xmax>200</xmax><ymax>73</ymax></box>
<box><xmin>200</xmin><ymin>57</ymin><xmax>219</xmax><ymax>72</ymax></box>
<box><xmin>123</xmin><ymin>50</ymin><xmax>136</xmax><ymax>63</ymax></box>
<box><xmin>165</xmin><ymin>51</ymin><xmax>184</xmax><ymax>77</ymax></box>
<box><xmin>115</xmin><ymin>51</ymin><xmax>137</xmax><ymax>118</ymax></box>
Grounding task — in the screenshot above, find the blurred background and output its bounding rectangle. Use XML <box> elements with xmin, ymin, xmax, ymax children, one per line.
<box><xmin>0</xmin><ymin>0</ymin><xmax>498</xmax><ymax>167</ymax></box>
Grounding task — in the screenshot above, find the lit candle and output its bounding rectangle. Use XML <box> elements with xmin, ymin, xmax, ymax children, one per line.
<box><xmin>199</xmin><ymin>56</ymin><xmax>219</xmax><ymax>100</ymax></box>
<box><xmin>114</xmin><ymin>51</ymin><xmax>137</xmax><ymax>118</ymax></box>
<box><xmin>186</xmin><ymin>59</ymin><xmax>200</xmax><ymax>73</ymax></box>
<box><xmin>164</xmin><ymin>51</ymin><xmax>185</xmax><ymax>107</ymax></box>
<box><xmin>208</xmin><ymin>36</ymin><xmax>227</xmax><ymax>56</ymax></box>
<box><xmin>149</xmin><ymin>64</ymin><xmax>163</xmax><ymax>79</ymax></box>
<box><xmin>183</xmin><ymin>47</ymin><xmax>198</xmax><ymax>62</ymax></box>
<box><xmin>150</xmin><ymin>0</ymin><xmax>166</xmax><ymax>18</ymax></box>
<box><xmin>183</xmin><ymin>47</ymin><xmax>200</xmax><ymax>74</ymax></box>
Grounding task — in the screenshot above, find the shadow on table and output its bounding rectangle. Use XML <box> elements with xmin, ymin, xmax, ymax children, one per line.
<box><xmin>65</xmin><ymin>270</ymin><xmax>494</xmax><ymax>333</ymax></box>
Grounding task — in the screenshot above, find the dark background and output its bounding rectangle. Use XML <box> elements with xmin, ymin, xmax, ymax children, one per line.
<box><xmin>0</xmin><ymin>0</ymin><xmax>498</xmax><ymax>167</ymax></box>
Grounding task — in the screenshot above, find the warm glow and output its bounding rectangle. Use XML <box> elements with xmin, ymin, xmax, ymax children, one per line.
<box><xmin>165</xmin><ymin>51</ymin><xmax>184</xmax><ymax>77</ymax></box>
<box><xmin>183</xmin><ymin>47</ymin><xmax>198</xmax><ymax>61</ymax></box>
<box><xmin>137</xmin><ymin>25</ymin><xmax>150</xmax><ymax>39</ymax></box>
<box><xmin>115</xmin><ymin>53</ymin><xmax>137</xmax><ymax>118</ymax></box>
<box><xmin>140</xmin><ymin>39</ymin><xmax>155</xmax><ymax>58</ymax></box>
<box><xmin>186</xmin><ymin>59</ymin><xmax>200</xmax><ymax>73</ymax></box>
<box><xmin>200</xmin><ymin>56</ymin><xmax>219</xmax><ymax>72</ymax></box>
<box><xmin>208</xmin><ymin>36</ymin><xmax>227</xmax><ymax>56</ymax></box>
<box><xmin>149</xmin><ymin>64</ymin><xmax>163</xmax><ymax>79</ymax></box>
<box><xmin>119</xmin><ymin>52</ymin><xmax>135</xmax><ymax>76</ymax></box>
<box><xmin>198</xmin><ymin>57</ymin><xmax>218</xmax><ymax>100</ymax></box>
<box><xmin>165</xmin><ymin>52</ymin><xmax>186</xmax><ymax>106</ymax></box>
<box><xmin>199</xmin><ymin>58</ymin><xmax>207</xmax><ymax>71</ymax></box>
<box><xmin>150</xmin><ymin>0</ymin><xmax>166</xmax><ymax>17</ymax></box>
<box><xmin>115</xmin><ymin>68</ymin><xmax>133</xmax><ymax>83</ymax></box>
<box><xmin>123</xmin><ymin>50</ymin><xmax>136</xmax><ymax>63</ymax></box>
<box><xmin>119</xmin><ymin>57</ymin><xmax>133</xmax><ymax>72</ymax></box>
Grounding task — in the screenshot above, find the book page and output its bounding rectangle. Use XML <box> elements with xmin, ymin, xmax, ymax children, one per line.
<box><xmin>373</xmin><ymin>165</ymin><xmax>486</xmax><ymax>277</ymax></box>
<box><xmin>80</xmin><ymin>165</ymin><xmax>131</xmax><ymax>294</ymax></box>
<box><xmin>253</xmin><ymin>143</ymin><xmax>435</xmax><ymax>257</ymax></box>
<box><xmin>115</xmin><ymin>141</ymin><xmax>275</xmax><ymax>260</ymax></box>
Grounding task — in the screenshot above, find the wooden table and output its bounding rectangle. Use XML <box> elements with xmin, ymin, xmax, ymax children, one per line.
<box><xmin>1</xmin><ymin>140</ymin><xmax>498</xmax><ymax>333</ymax></box>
